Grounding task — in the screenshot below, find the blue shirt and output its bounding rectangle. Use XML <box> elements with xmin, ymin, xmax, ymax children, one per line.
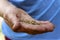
<box><xmin>2</xmin><ymin>0</ymin><xmax>60</xmax><ymax>40</ymax></box>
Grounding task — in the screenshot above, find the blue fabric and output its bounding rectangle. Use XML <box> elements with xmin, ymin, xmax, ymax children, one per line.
<box><xmin>2</xmin><ymin>0</ymin><xmax>60</xmax><ymax>40</ymax></box>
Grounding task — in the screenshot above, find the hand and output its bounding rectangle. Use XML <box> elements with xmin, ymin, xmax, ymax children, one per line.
<box><xmin>3</xmin><ymin>6</ymin><xmax>54</xmax><ymax>34</ymax></box>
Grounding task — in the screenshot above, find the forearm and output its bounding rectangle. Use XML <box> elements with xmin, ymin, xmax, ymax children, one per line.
<box><xmin>0</xmin><ymin>0</ymin><xmax>16</xmax><ymax>17</ymax></box>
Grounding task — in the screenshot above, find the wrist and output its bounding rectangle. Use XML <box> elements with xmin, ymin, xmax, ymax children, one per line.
<box><xmin>0</xmin><ymin>0</ymin><xmax>16</xmax><ymax>17</ymax></box>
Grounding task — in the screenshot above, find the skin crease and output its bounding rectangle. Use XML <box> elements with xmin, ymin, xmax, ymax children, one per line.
<box><xmin>0</xmin><ymin>0</ymin><xmax>55</xmax><ymax>34</ymax></box>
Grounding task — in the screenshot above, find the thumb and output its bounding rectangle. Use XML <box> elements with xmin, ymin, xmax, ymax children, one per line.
<box><xmin>12</xmin><ymin>22</ymin><xmax>22</xmax><ymax>32</ymax></box>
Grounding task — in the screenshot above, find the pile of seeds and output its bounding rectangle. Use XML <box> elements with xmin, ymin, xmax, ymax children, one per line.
<box><xmin>20</xmin><ymin>19</ymin><xmax>40</xmax><ymax>25</ymax></box>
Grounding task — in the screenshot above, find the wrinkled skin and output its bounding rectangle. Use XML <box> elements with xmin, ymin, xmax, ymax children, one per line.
<box><xmin>3</xmin><ymin>6</ymin><xmax>55</xmax><ymax>34</ymax></box>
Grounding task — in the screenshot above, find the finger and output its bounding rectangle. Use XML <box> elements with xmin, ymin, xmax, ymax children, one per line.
<box><xmin>36</xmin><ymin>21</ymin><xmax>50</xmax><ymax>24</ymax></box>
<box><xmin>19</xmin><ymin>22</ymin><xmax>47</xmax><ymax>33</ymax></box>
<box><xmin>36</xmin><ymin>21</ymin><xmax>55</xmax><ymax>31</ymax></box>
<box><xmin>44</xmin><ymin>22</ymin><xmax>55</xmax><ymax>32</ymax></box>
